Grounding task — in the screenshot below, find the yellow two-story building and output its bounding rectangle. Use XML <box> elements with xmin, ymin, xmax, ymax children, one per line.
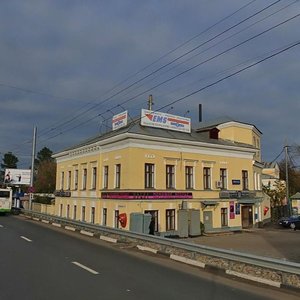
<box><xmin>53</xmin><ymin>112</ymin><xmax>270</xmax><ymax>235</ymax></box>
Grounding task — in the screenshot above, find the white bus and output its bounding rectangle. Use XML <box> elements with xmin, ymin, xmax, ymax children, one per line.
<box><xmin>0</xmin><ymin>188</ymin><xmax>12</xmax><ymax>214</ymax></box>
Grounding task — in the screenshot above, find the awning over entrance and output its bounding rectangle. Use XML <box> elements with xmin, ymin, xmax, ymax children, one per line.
<box><xmin>237</xmin><ymin>198</ymin><xmax>262</xmax><ymax>204</ymax></box>
<box><xmin>201</xmin><ymin>200</ymin><xmax>218</xmax><ymax>206</ymax></box>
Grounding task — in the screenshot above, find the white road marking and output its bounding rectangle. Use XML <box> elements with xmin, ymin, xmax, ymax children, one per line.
<box><xmin>20</xmin><ymin>236</ymin><xmax>32</xmax><ymax>242</ymax></box>
<box><xmin>0</xmin><ymin>224</ymin><xmax>3</xmax><ymax>228</ymax></box>
<box><xmin>71</xmin><ymin>261</ymin><xmax>99</xmax><ymax>275</ymax></box>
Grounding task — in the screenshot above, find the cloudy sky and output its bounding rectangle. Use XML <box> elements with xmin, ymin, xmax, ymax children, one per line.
<box><xmin>0</xmin><ymin>0</ymin><xmax>299</xmax><ymax>168</ymax></box>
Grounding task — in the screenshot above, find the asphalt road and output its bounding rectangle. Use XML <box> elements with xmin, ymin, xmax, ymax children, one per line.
<box><xmin>0</xmin><ymin>215</ymin><xmax>298</xmax><ymax>300</ymax></box>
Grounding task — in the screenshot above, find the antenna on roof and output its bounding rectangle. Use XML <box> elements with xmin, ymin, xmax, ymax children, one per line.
<box><xmin>148</xmin><ymin>94</ymin><xmax>154</xmax><ymax>111</ymax></box>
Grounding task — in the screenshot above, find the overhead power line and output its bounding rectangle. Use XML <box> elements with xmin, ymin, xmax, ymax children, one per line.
<box><xmin>39</xmin><ymin>40</ymin><xmax>300</xmax><ymax>143</ymax></box>
<box><xmin>36</xmin><ymin>0</ymin><xmax>280</xmax><ymax>138</ymax></box>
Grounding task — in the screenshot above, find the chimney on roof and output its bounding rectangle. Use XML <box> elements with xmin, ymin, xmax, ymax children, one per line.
<box><xmin>199</xmin><ymin>104</ymin><xmax>202</xmax><ymax>122</ymax></box>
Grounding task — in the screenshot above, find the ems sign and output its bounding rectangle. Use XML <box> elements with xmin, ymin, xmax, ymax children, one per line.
<box><xmin>141</xmin><ymin>109</ymin><xmax>191</xmax><ymax>133</ymax></box>
<box><xmin>112</xmin><ymin>111</ymin><xmax>128</xmax><ymax>131</ymax></box>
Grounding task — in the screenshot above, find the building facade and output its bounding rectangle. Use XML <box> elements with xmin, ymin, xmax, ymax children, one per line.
<box><xmin>53</xmin><ymin>113</ymin><xmax>270</xmax><ymax>235</ymax></box>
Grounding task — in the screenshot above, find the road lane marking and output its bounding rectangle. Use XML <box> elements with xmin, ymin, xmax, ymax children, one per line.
<box><xmin>71</xmin><ymin>261</ymin><xmax>99</xmax><ymax>275</ymax></box>
<box><xmin>0</xmin><ymin>224</ymin><xmax>3</xmax><ymax>228</ymax></box>
<box><xmin>20</xmin><ymin>236</ymin><xmax>32</xmax><ymax>242</ymax></box>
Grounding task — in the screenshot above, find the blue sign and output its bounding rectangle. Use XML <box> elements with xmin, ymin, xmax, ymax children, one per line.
<box><xmin>232</xmin><ymin>179</ymin><xmax>240</xmax><ymax>185</ymax></box>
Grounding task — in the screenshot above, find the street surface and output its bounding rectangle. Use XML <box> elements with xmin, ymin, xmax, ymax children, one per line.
<box><xmin>0</xmin><ymin>215</ymin><xmax>299</xmax><ymax>300</ymax></box>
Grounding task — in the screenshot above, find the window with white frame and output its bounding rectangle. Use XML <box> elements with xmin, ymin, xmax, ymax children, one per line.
<box><xmin>73</xmin><ymin>205</ymin><xmax>77</xmax><ymax>220</ymax></box>
<box><xmin>82</xmin><ymin>206</ymin><xmax>86</xmax><ymax>222</ymax></box>
<box><xmin>166</xmin><ymin>165</ymin><xmax>175</xmax><ymax>189</ymax></box>
<box><xmin>102</xmin><ymin>208</ymin><xmax>107</xmax><ymax>226</ymax></box>
<box><xmin>60</xmin><ymin>171</ymin><xmax>64</xmax><ymax>190</ymax></box>
<box><xmin>221</xmin><ymin>208</ymin><xmax>228</xmax><ymax>227</ymax></box>
<box><xmin>242</xmin><ymin>170</ymin><xmax>249</xmax><ymax>190</ymax></box>
<box><xmin>114</xmin><ymin>210</ymin><xmax>119</xmax><ymax>228</ymax></box>
<box><xmin>74</xmin><ymin>170</ymin><xmax>78</xmax><ymax>190</ymax></box>
<box><xmin>145</xmin><ymin>163</ymin><xmax>154</xmax><ymax>188</ymax></box>
<box><xmin>115</xmin><ymin>164</ymin><xmax>121</xmax><ymax>189</ymax></box>
<box><xmin>203</xmin><ymin>167</ymin><xmax>211</xmax><ymax>189</ymax></box>
<box><xmin>220</xmin><ymin>168</ymin><xmax>227</xmax><ymax>189</ymax></box>
<box><xmin>185</xmin><ymin>166</ymin><xmax>193</xmax><ymax>189</ymax></box>
<box><xmin>92</xmin><ymin>167</ymin><xmax>97</xmax><ymax>189</ymax></box>
<box><xmin>103</xmin><ymin>166</ymin><xmax>109</xmax><ymax>189</ymax></box>
<box><xmin>166</xmin><ymin>209</ymin><xmax>175</xmax><ymax>231</ymax></box>
<box><xmin>60</xmin><ymin>203</ymin><xmax>63</xmax><ymax>217</ymax></box>
<box><xmin>91</xmin><ymin>207</ymin><xmax>95</xmax><ymax>224</ymax></box>
<box><xmin>66</xmin><ymin>204</ymin><xmax>70</xmax><ymax>218</ymax></box>
<box><xmin>82</xmin><ymin>168</ymin><xmax>87</xmax><ymax>190</ymax></box>
<box><xmin>67</xmin><ymin>171</ymin><xmax>71</xmax><ymax>190</ymax></box>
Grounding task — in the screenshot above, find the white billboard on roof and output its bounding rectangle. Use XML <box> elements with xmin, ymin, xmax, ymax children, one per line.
<box><xmin>112</xmin><ymin>111</ymin><xmax>128</xmax><ymax>131</ymax></box>
<box><xmin>141</xmin><ymin>109</ymin><xmax>191</xmax><ymax>133</ymax></box>
<box><xmin>4</xmin><ymin>169</ymin><xmax>31</xmax><ymax>185</ymax></box>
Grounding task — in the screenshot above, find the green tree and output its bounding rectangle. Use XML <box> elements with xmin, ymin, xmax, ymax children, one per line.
<box><xmin>33</xmin><ymin>147</ymin><xmax>56</xmax><ymax>193</ymax></box>
<box><xmin>35</xmin><ymin>147</ymin><xmax>53</xmax><ymax>166</ymax></box>
<box><xmin>278</xmin><ymin>159</ymin><xmax>300</xmax><ymax>196</ymax></box>
<box><xmin>0</xmin><ymin>152</ymin><xmax>19</xmax><ymax>183</ymax></box>
<box><xmin>1</xmin><ymin>152</ymin><xmax>18</xmax><ymax>169</ymax></box>
<box><xmin>34</xmin><ymin>160</ymin><xmax>56</xmax><ymax>193</ymax></box>
<box><xmin>263</xmin><ymin>180</ymin><xmax>287</xmax><ymax>221</ymax></box>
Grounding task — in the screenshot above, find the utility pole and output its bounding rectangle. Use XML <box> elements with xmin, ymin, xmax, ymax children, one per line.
<box><xmin>148</xmin><ymin>94</ymin><xmax>153</xmax><ymax>111</ymax></box>
<box><xmin>285</xmin><ymin>143</ymin><xmax>290</xmax><ymax>216</ymax></box>
<box><xmin>29</xmin><ymin>126</ymin><xmax>37</xmax><ymax>210</ymax></box>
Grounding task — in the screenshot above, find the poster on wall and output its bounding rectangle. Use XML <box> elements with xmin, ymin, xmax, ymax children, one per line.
<box><xmin>4</xmin><ymin>169</ymin><xmax>31</xmax><ymax>185</ymax></box>
<box><xmin>230</xmin><ymin>201</ymin><xmax>235</xmax><ymax>219</ymax></box>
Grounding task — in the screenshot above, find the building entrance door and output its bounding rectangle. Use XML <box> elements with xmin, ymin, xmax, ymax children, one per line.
<box><xmin>203</xmin><ymin>211</ymin><xmax>213</xmax><ymax>232</ymax></box>
<box><xmin>242</xmin><ymin>205</ymin><xmax>253</xmax><ymax>228</ymax></box>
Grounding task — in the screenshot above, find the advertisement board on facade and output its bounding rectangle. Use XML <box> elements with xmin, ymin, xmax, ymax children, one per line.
<box><xmin>4</xmin><ymin>169</ymin><xmax>31</xmax><ymax>185</ymax></box>
<box><xmin>141</xmin><ymin>109</ymin><xmax>191</xmax><ymax>133</ymax></box>
<box><xmin>112</xmin><ymin>111</ymin><xmax>128</xmax><ymax>131</ymax></box>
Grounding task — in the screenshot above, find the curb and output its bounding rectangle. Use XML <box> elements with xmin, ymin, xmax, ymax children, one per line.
<box><xmin>225</xmin><ymin>270</ymin><xmax>281</xmax><ymax>288</ymax></box>
<box><xmin>100</xmin><ymin>235</ymin><xmax>118</xmax><ymax>243</ymax></box>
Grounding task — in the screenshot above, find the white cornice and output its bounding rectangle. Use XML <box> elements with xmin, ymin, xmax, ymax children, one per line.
<box><xmin>54</xmin><ymin>131</ymin><xmax>256</xmax><ymax>163</ymax></box>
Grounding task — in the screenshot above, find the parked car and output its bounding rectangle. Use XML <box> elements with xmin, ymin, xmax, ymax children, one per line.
<box><xmin>278</xmin><ymin>215</ymin><xmax>300</xmax><ymax>228</ymax></box>
<box><xmin>290</xmin><ymin>217</ymin><xmax>300</xmax><ymax>230</ymax></box>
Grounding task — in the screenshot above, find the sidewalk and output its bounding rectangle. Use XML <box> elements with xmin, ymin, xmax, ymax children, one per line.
<box><xmin>185</xmin><ymin>227</ymin><xmax>300</xmax><ymax>263</ymax></box>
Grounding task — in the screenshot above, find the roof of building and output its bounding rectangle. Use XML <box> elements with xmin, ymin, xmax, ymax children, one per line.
<box><xmin>60</xmin><ymin>117</ymin><xmax>257</xmax><ymax>153</ymax></box>
<box><xmin>196</xmin><ymin>116</ymin><xmax>262</xmax><ymax>134</ymax></box>
<box><xmin>262</xmin><ymin>161</ymin><xmax>279</xmax><ymax>169</ymax></box>
<box><xmin>291</xmin><ymin>192</ymin><xmax>300</xmax><ymax>199</ymax></box>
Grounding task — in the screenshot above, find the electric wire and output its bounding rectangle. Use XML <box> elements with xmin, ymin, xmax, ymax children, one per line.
<box><xmin>39</xmin><ymin>40</ymin><xmax>300</xmax><ymax>144</ymax></box>
<box><xmin>35</xmin><ymin>0</ymin><xmax>282</xmax><ymax>138</ymax></box>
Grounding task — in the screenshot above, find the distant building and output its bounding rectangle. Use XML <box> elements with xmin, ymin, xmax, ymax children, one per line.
<box><xmin>262</xmin><ymin>162</ymin><xmax>281</xmax><ymax>190</ymax></box>
<box><xmin>290</xmin><ymin>192</ymin><xmax>300</xmax><ymax>215</ymax></box>
<box><xmin>53</xmin><ymin>111</ymin><xmax>270</xmax><ymax>234</ymax></box>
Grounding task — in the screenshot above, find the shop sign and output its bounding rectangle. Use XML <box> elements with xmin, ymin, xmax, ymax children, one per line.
<box><xmin>54</xmin><ymin>190</ymin><xmax>71</xmax><ymax>197</ymax></box>
<box><xmin>102</xmin><ymin>191</ymin><xmax>193</xmax><ymax>200</ymax></box>
<box><xmin>141</xmin><ymin>109</ymin><xmax>191</xmax><ymax>133</ymax></box>
<box><xmin>220</xmin><ymin>190</ymin><xmax>256</xmax><ymax>199</ymax></box>
<box><xmin>112</xmin><ymin>111</ymin><xmax>128</xmax><ymax>131</ymax></box>
<box><xmin>232</xmin><ymin>179</ymin><xmax>240</xmax><ymax>185</ymax></box>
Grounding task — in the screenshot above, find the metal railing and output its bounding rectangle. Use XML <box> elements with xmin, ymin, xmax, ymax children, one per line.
<box><xmin>22</xmin><ymin>210</ymin><xmax>300</xmax><ymax>276</ymax></box>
